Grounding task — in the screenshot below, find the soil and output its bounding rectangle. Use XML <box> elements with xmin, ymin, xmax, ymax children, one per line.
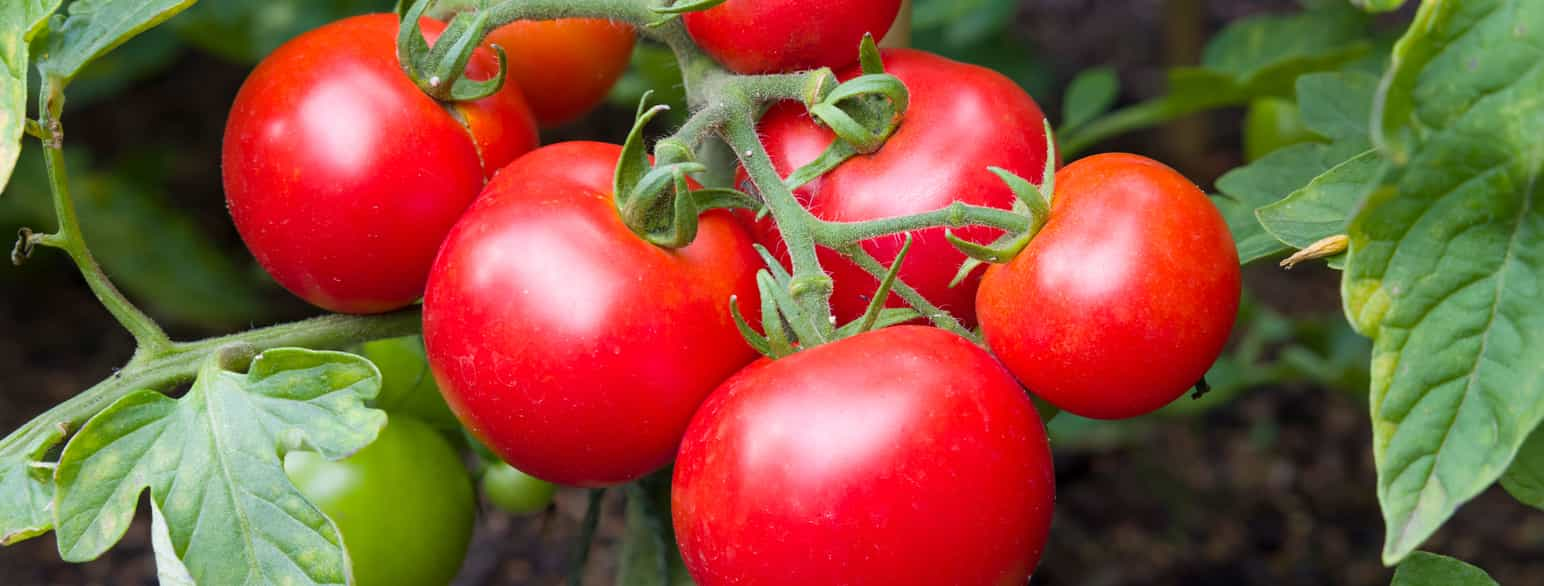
<box><xmin>2</xmin><ymin>1</ymin><xmax>1538</xmax><ymax>585</ymax></box>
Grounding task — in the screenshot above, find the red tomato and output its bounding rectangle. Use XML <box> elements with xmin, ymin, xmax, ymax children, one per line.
<box><xmin>673</xmin><ymin>326</ymin><xmax>1055</xmax><ymax>585</ymax></box>
<box><xmin>223</xmin><ymin>14</ymin><xmax>538</xmax><ymax>314</ymax></box>
<box><xmin>485</xmin><ymin>19</ymin><xmax>635</xmax><ymax>127</ymax></box>
<box><xmin>422</xmin><ymin>142</ymin><xmax>761</xmax><ymax>487</ymax></box>
<box><xmin>977</xmin><ymin>154</ymin><xmax>1241</xmax><ymax>420</ymax></box>
<box><xmin>745</xmin><ymin>49</ymin><xmax>1051</xmax><ymax>328</ymax></box>
<box><xmin>684</xmin><ymin>0</ymin><xmax>902</xmax><ymax>74</ymax></box>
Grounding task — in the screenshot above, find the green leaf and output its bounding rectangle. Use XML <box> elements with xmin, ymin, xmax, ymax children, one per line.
<box><xmin>1202</xmin><ymin>2</ymin><xmax>1368</xmax><ymax>86</ymax></box>
<box><xmin>1501</xmin><ymin>424</ymin><xmax>1544</xmax><ymax>510</ymax></box>
<box><xmin>1216</xmin><ymin>141</ymin><xmax>1371</xmax><ymax>263</ymax></box>
<box><xmin>1390</xmin><ymin>552</ymin><xmax>1497</xmax><ymax>586</ymax></box>
<box><xmin>36</xmin><ymin>0</ymin><xmax>198</xmax><ymax>84</ymax></box>
<box><xmin>0</xmin><ymin>425</ymin><xmax>64</xmax><ymax>545</ymax></box>
<box><xmin>1342</xmin><ymin>0</ymin><xmax>1544</xmax><ymax>565</ymax></box>
<box><xmin>52</xmin><ymin>348</ymin><xmax>385</xmax><ymax>584</ymax></box>
<box><xmin>1297</xmin><ymin>71</ymin><xmax>1381</xmax><ymax>144</ymax></box>
<box><xmin>173</xmin><ymin>0</ymin><xmax>386</xmax><ymax>64</ymax></box>
<box><xmin>1060</xmin><ymin>66</ymin><xmax>1119</xmax><ymax>133</ymax></box>
<box><xmin>0</xmin><ymin>0</ymin><xmax>63</xmax><ymax>196</ymax></box>
<box><xmin>1256</xmin><ymin>148</ymin><xmax>1382</xmax><ymax>268</ymax></box>
<box><xmin>617</xmin><ymin>472</ymin><xmax>694</xmax><ymax>586</ymax></box>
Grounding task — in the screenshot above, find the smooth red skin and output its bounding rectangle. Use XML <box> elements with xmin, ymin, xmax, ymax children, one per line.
<box><xmin>978</xmin><ymin>154</ymin><xmax>1241</xmax><ymax>420</ymax></box>
<box><xmin>223</xmin><ymin>14</ymin><xmax>537</xmax><ymax>314</ymax></box>
<box><xmin>745</xmin><ymin>49</ymin><xmax>1051</xmax><ymax>328</ymax></box>
<box><xmin>487</xmin><ymin>19</ymin><xmax>635</xmax><ymax>127</ymax></box>
<box><xmin>673</xmin><ymin>326</ymin><xmax>1055</xmax><ymax>586</ymax></box>
<box><xmin>684</xmin><ymin>0</ymin><xmax>902</xmax><ymax>74</ymax></box>
<box><xmin>423</xmin><ymin>142</ymin><xmax>761</xmax><ymax>487</ymax></box>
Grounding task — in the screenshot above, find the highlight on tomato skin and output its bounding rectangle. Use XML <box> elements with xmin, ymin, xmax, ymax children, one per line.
<box><xmin>977</xmin><ymin>153</ymin><xmax>1242</xmax><ymax>420</ymax></box>
<box><xmin>421</xmin><ymin>141</ymin><xmax>762</xmax><ymax>488</ymax></box>
<box><xmin>683</xmin><ymin>0</ymin><xmax>903</xmax><ymax>74</ymax></box>
<box><xmin>221</xmin><ymin>13</ymin><xmax>538</xmax><ymax>315</ymax></box>
<box><xmin>672</xmin><ymin>326</ymin><xmax>1055</xmax><ymax>586</ymax></box>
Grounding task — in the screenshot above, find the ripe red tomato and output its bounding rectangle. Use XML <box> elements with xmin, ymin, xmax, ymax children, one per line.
<box><xmin>745</xmin><ymin>49</ymin><xmax>1051</xmax><ymax>328</ymax></box>
<box><xmin>422</xmin><ymin>142</ymin><xmax>761</xmax><ymax>487</ymax></box>
<box><xmin>223</xmin><ymin>14</ymin><xmax>538</xmax><ymax>314</ymax></box>
<box><xmin>673</xmin><ymin>326</ymin><xmax>1055</xmax><ymax>585</ymax></box>
<box><xmin>684</xmin><ymin>0</ymin><xmax>903</xmax><ymax>74</ymax></box>
<box><xmin>485</xmin><ymin>19</ymin><xmax>635</xmax><ymax>127</ymax></box>
<box><xmin>977</xmin><ymin>153</ymin><xmax>1240</xmax><ymax>420</ymax></box>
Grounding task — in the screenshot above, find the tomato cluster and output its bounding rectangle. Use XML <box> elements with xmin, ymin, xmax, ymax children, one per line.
<box><xmin>225</xmin><ymin>6</ymin><xmax>1239</xmax><ymax>584</ymax></box>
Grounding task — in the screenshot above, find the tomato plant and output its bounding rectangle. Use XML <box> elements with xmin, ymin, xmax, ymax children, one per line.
<box><xmin>978</xmin><ymin>153</ymin><xmax>1240</xmax><ymax>420</ymax></box>
<box><xmin>1243</xmin><ymin>97</ymin><xmax>1320</xmax><ymax>162</ymax></box>
<box><xmin>746</xmin><ymin>48</ymin><xmax>1051</xmax><ymax>328</ymax></box>
<box><xmin>422</xmin><ymin>141</ymin><xmax>761</xmax><ymax>487</ymax></box>
<box><xmin>673</xmin><ymin>326</ymin><xmax>1054</xmax><ymax>585</ymax></box>
<box><xmin>487</xmin><ymin>18</ymin><xmax>636</xmax><ymax>127</ymax></box>
<box><xmin>684</xmin><ymin>0</ymin><xmax>903</xmax><ymax>73</ymax></box>
<box><xmin>222</xmin><ymin>13</ymin><xmax>538</xmax><ymax>314</ymax></box>
<box><xmin>285</xmin><ymin>415</ymin><xmax>476</xmax><ymax>586</ymax></box>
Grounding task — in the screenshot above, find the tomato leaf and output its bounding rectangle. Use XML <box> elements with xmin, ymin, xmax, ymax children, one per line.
<box><xmin>1216</xmin><ymin>141</ymin><xmax>1370</xmax><ymax>264</ymax></box>
<box><xmin>1201</xmin><ymin>1</ymin><xmax>1368</xmax><ymax>90</ymax></box>
<box><xmin>1354</xmin><ymin>0</ymin><xmax>1409</xmax><ymax>15</ymax></box>
<box><xmin>617</xmin><ymin>472</ymin><xmax>695</xmax><ymax>586</ymax></box>
<box><xmin>51</xmin><ymin>348</ymin><xmax>385</xmax><ymax>584</ymax></box>
<box><xmin>1500</xmin><ymin>425</ymin><xmax>1544</xmax><ymax>510</ymax></box>
<box><xmin>1341</xmin><ymin>0</ymin><xmax>1544</xmax><ymax>565</ymax></box>
<box><xmin>0</xmin><ymin>425</ymin><xmax>64</xmax><ymax>545</ymax></box>
<box><xmin>1390</xmin><ymin>552</ymin><xmax>1497</xmax><ymax>586</ymax></box>
<box><xmin>36</xmin><ymin>0</ymin><xmax>197</xmax><ymax>84</ymax></box>
<box><xmin>1059</xmin><ymin>66</ymin><xmax>1118</xmax><ymax>133</ymax></box>
<box><xmin>0</xmin><ymin>0</ymin><xmax>62</xmax><ymax>197</ymax></box>
<box><xmin>1297</xmin><ymin>71</ymin><xmax>1381</xmax><ymax>144</ymax></box>
<box><xmin>1256</xmin><ymin>149</ymin><xmax>1382</xmax><ymax>269</ymax></box>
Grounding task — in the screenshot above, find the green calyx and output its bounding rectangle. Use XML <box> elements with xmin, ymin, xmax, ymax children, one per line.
<box><xmin>651</xmin><ymin>0</ymin><xmax>729</xmax><ymax>16</ymax></box>
<box><xmin>614</xmin><ymin>96</ymin><xmax>761</xmax><ymax>249</ymax></box>
<box><xmin>947</xmin><ymin>120</ymin><xmax>1059</xmax><ymax>288</ymax></box>
<box><xmin>805</xmin><ymin>36</ymin><xmax>908</xmax><ymax>156</ymax></box>
<box><xmin>397</xmin><ymin>0</ymin><xmax>510</xmax><ymax>103</ymax></box>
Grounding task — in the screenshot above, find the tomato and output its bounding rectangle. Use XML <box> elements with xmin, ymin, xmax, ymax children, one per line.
<box><xmin>684</xmin><ymin>0</ymin><xmax>903</xmax><ymax>74</ymax></box>
<box><xmin>485</xmin><ymin>18</ymin><xmax>635</xmax><ymax>127</ymax></box>
<box><xmin>745</xmin><ymin>49</ymin><xmax>1051</xmax><ymax>328</ymax></box>
<box><xmin>977</xmin><ymin>153</ymin><xmax>1240</xmax><ymax>420</ymax></box>
<box><xmin>673</xmin><ymin>326</ymin><xmax>1054</xmax><ymax>585</ymax></box>
<box><xmin>285</xmin><ymin>416</ymin><xmax>475</xmax><ymax>586</ymax></box>
<box><xmin>481</xmin><ymin>461</ymin><xmax>558</xmax><ymax>514</ymax></box>
<box><xmin>422</xmin><ymin>142</ymin><xmax>761</xmax><ymax>487</ymax></box>
<box><xmin>358</xmin><ymin>336</ymin><xmax>460</xmax><ymax>430</ymax></box>
<box><xmin>1243</xmin><ymin>97</ymin><xmax>1320</xmax><ymax>162</ymax></box>
<box><xmin>223</xmin><ymin>14</ymin><xmax>538</xmax><ymax>314</ymax></box>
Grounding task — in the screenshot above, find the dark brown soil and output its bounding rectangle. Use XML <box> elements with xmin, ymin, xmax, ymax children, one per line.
<box><xmin>3</xmin><ymin>1</ymin><xmax>1537</xmax><ymax>585</ymax></box>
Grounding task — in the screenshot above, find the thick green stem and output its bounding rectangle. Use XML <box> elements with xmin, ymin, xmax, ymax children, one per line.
<box><xmin>35</xmin><ymin>79</ymin><xmax>173</xmax><ymax>354</ymax></box>
<box><xmin>722</xmin><ymin>113</ymin><xmax>836</xmax><ymax>342</ymax></box>
<box><xmin>813</xmin><ymin>202</ymin><xmax>1028</xmax><ymax>246</ymax></box>
<box><xmin>0</xmin><ymin>309</ymin><xmax>422</xmax><ymax>478</ymax></box>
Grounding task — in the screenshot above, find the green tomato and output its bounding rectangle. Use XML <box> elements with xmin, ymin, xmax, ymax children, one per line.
<box><xmin>481</xmin><ymin>461</ymin><xmax>557</xmax><ymax>514</ymax></box>
<box><xmin>360</xmin><ymin>336</ymin><xmax>461</xmax><ymax>429</ymax></box>
<box><xmin>1243</xmin><ymin>97</ymin><xmax>1320</xmax><ymax>162</ymax></box>
<box><xmin>286</xmin><ymin>416</ymin><xmax>475</xmax><ymax>586</ymax></box>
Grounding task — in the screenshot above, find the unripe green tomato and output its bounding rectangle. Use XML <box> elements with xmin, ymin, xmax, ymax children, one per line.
<box><xmin>360</xmin><ymin>336</ymin><xmax>461</xmax><ymax>430</ymax></box>
<box><xmin>1243</xmin><ymin>97</ymin><xmax>1319</xmax><ymax>162</ymax></box>
<box><xmin>481</xmin><ymin>462</ymin><xmax>557</xmax><ymax>514</ymax></box>
<box><xmin>285</xmin><ymin>416</ymin><xmax>475</xmax><ymax>586</ymax></box>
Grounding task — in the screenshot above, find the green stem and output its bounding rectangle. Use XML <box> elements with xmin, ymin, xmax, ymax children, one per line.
<box><xmin>35</xmin><ymin>78</ymin><xmax>173</xmax><ymax>354</ymax></box>
<box><xmin>0</xmin><ymin>309</ymin><xmax>422</xmax><ymax>479</ymax></box>
<box><xmin>813</xmin><ymin>202</ymin><xmax>1028</xmax><ymax>246</ymax></box>
<box><xmin>839</xmin><ymin>245</ymin><xmax>975</xmax><ymax>342</ymax></box>
<box><xmin>722</xmin><ymin>112</ymin><xmax>835</xmax><ymax>343</ymax></box>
